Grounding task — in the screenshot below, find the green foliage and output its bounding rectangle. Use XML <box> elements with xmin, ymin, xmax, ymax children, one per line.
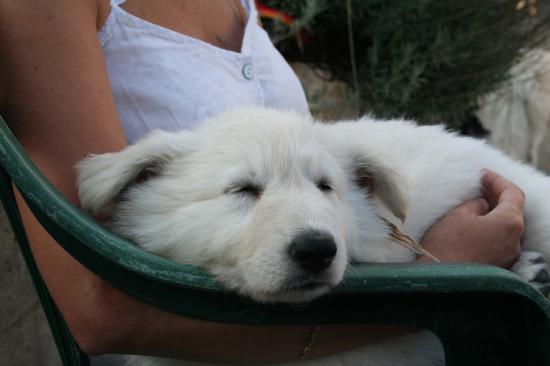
<box><xmin>262</xmin><ymin>0</ymin><xmax>550</xmax><ymax>128</ymax></box>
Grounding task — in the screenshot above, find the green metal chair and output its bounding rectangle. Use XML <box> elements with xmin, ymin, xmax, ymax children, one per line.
<box><xmin>1</xmin><ymin>114</ymin><xmax>549</xmax><ymax>366</ymax></box>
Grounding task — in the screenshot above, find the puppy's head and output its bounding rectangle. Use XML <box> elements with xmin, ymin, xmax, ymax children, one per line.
<box><xmin>77</xmin><ymin>107</ymin><xmax>409</xmax><ymax>303</ymax></box>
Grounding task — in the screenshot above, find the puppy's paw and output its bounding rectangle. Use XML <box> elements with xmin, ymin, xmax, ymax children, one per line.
<box><xmin>511</xmin><ymin>251</ymin><xmax>550</xmax><ymax>299</ymax></box>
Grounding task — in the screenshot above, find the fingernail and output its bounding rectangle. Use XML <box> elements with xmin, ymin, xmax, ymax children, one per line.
<box><xmin>478</xmin><ymin>198</ymin><xmax>490</xmax><ymax>214</ymax></box>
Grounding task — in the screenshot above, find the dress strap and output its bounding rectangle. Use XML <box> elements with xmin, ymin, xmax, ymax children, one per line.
<box><xmin>240</xmin><ymin>0</ymin><xmax>251</xmax><ymax>16</ymax></box>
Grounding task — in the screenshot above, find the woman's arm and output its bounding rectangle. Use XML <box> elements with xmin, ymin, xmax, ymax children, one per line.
<box><xmin>0</xmin><ymin>0</ymin><xmax>133</xmax><ymax>353</ymax></box>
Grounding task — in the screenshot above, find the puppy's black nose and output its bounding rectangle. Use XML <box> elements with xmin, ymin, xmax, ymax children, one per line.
<box><xmin>288</xmin><ymin>230</ymin><xmax>337</xmax><ymax>272</ymax></box>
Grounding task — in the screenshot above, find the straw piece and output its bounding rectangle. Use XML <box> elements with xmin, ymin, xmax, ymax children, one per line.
<box><xmin>381</xmin><ymin>217</ymin><xmax>440</xmax><ymax>262</ymax></box>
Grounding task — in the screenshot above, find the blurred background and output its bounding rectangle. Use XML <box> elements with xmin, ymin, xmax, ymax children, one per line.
<box><xmin>2</xmin><ymin>1</ymin><xmax>550</xmax><ymax>365</ymax></box>
<box><xmin>260</xmin><ymin>0</ymin><xmax>550</xmax><ymax>171</ymax></box>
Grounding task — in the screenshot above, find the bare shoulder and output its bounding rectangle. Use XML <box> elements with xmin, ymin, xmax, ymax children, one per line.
<box><xmin>0</xmin><ymin>0</ymin><xmax>126</xmax><ymax>198</ymax></box>
<box><xmin>0</xmin><ymin>0</ymin><xmax>101</xmax><ymax>26</ymax></box>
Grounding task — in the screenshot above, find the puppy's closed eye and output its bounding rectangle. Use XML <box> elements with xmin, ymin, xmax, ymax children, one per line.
<box><xmin>317</xmin><ymin>179</ymin><xmax>333</xmax><ymax>193</ymax></box>
<box><xmin>225</xmin><ymin>180</ymin><xmax>263</xmax><ymax>199</ymax></box>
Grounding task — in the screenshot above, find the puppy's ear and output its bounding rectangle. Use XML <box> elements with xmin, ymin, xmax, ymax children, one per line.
<box><xmin>76</xmin><ymin>130</ymin><xmax>197</xmax><ymax>215</ymax></box>
<box><xmin>351</xmin><ymin>152</ymin><xmax>409</xmax><ymax>223</ymax></box>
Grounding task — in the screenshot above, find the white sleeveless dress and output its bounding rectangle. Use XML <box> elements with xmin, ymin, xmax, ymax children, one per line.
<box><xmin>99</xmin><ymin>0</ymin><xmax>309</xmax><ymax>144</ymax></box>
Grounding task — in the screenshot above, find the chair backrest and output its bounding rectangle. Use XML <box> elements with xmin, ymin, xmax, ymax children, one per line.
<box><xmin>1</xmin><ymin>114</ymin><xmax>549</xmax><ymax>366</ymax></box>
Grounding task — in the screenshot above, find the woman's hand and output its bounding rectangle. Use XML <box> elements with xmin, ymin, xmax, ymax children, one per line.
<box><xmin>418</xmin><ymin>169</ymin><xmax>525</xmax><ymax>268</ymax></box>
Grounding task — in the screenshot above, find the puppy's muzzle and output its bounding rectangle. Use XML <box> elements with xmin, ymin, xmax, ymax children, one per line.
<box><xmin>288</xmin><ymin>230</ymin><xmax>337</xmax><ymax>273</ymax></box>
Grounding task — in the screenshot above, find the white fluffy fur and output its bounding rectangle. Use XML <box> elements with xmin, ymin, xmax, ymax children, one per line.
<box><xmin>78</xmin><ymin>107</ymin><xmax>550</xmax><ymax>366</ymax></box>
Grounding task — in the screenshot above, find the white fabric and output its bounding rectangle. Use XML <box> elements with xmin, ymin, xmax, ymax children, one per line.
<box><xmin>99</xmin><ymin>0</ymin><xmax>309</xmax><ymax>144</ymax></box>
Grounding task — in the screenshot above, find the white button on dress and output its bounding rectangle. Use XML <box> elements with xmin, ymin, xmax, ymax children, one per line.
<box><xmin>242</xmin><ymin>62</ymin><xmax>254</xmax><ymax>80</ymax></box>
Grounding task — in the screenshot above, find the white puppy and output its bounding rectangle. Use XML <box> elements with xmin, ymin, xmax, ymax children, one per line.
<box><xmin>78</xmin><ymin>107</ymin><xmax>550</xmax><ymax>366</ymax></box>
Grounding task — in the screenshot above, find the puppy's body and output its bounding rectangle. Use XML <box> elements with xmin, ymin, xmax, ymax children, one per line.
<box><xmin>325</xmin><ymin>118</ymin><xmax>549</xmax><ymax>260</ymax></box>
<box><xmin>79</xmin><ymin>107</ymin><xmax>550</xmax><ymax>366</ymax></box>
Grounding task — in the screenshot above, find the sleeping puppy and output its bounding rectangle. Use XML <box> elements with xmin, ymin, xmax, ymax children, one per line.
<box><xmin>78</xmin><ymin>107</ymin><xmax>550</xmax><ymax>365</ymax></box>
